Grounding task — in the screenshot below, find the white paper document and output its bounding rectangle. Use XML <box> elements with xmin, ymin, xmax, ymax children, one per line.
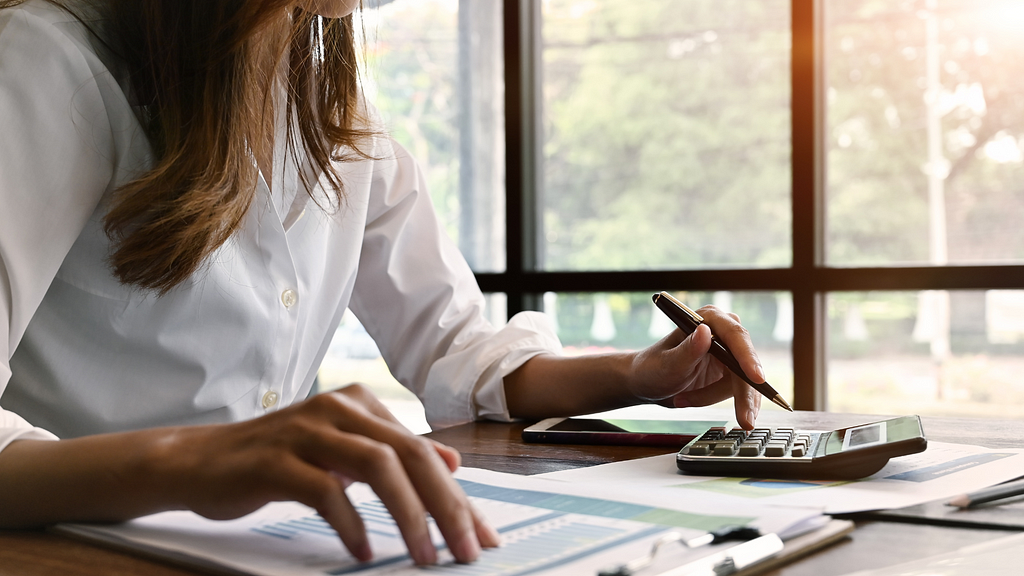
<box><xmin>55</xmin><ymin>467</ymin><xmax>822</xmax><ymax>576</ymax></box>
<box><xmin>538</xmin><ymin>441</ymin><xmax>1024</xmax><ymax>514</ymax></box>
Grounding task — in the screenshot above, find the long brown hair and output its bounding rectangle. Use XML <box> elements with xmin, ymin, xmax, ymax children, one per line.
<box><xmin>1</xmin><ymin>0</ymin><xmax>374</xmax><ymax>293</ymax></box>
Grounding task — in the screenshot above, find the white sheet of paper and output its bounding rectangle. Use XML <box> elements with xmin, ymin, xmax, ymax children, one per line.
<box><xmin>56</xmin><ymin>467</ymin><xmax>823</xmax><ymax>576</ymax></box>
<box><xmin>537</xmin><ymin>441</ymin><xmax>1024</xmax><ymax>514</ymax></box>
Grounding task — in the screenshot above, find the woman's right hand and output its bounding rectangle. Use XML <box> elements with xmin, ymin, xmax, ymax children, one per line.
<box><xmin>149</xmin><ymin>384</ymin><xmax>499</xmax><ymax>564</ymax></box>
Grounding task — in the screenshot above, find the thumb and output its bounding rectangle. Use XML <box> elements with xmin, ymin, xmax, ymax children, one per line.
<box><xmin>674</xmin><ymin>323</ymin><xmax>713</xmax><ymax>365</ymax></box>
<box><xmin>664</xmin><ymin>324</ymin><xmax>724</xmax><ymax>396</ymax></box>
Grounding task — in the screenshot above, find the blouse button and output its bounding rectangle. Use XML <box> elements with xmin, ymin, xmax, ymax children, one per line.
<box><xmin>261</xmin><ymin>391</ymin><xmax>280</xmax><ymax>409</ymax></box>
<box><xmin>281</xmin><ymin>289</ymin><xmax>298</xmax><ymax>309</ymax></box>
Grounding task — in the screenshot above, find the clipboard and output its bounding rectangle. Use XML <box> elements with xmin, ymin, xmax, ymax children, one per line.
<box><xmin>728</xmin><ymin>519</ymin><xmax>854</xmax><ymax>576</ymax></box>
<box><xmin>601</xmin><ymin>518</ymin><xmax>854</xmax><ymax>576</ymax></box>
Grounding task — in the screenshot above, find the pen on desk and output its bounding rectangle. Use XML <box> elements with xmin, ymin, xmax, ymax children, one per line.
<box><xmin>946</xmin><ymin>478</ymin><xmax>1024</xmax><ymax>509</ymax></box>
<box><xmin>653</xmin><ymin>291</ymin><xmax>793</xmax><ymax>412</ymax></box>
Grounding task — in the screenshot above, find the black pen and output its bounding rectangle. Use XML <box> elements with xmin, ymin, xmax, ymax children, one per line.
<box><xmin>653</xmin><ymin>291</ymin><xmax>793</xmax><ymax>412</ymax></box>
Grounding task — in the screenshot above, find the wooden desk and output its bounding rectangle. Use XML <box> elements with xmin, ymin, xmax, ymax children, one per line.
<box><xmin>2</xmin><ymin>410</ymin><xmax>1021</xmax><ymax>575</ymax></box>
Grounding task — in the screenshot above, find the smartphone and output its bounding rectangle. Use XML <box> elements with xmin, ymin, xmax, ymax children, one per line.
<box><xmin>676</xmin><ymin>415</ymin><xmax>928</xmax><ymax>480</ymax></box>
<box><xmin>522</xmin><ymin>417</ymin><xmax>727</xmax><ymax>447</ymax></box>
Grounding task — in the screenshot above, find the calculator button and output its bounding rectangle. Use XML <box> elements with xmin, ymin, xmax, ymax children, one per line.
<box><xmin>687</xmin><ymin>442</ymin><xmax>713</xmax><ymax>455</ymax></box>
<box><xmin>764</xmin><ymin>442</ymin><xmax>788</xmax><ymax>457</ymax></box>
<box><xmin>791</xmin><ymin>445</ymin><xmax>807</xmax><ymax>457</ymax></box>
<box><xmin>713</xmin><ymin>443</ymin><xmax>738</xmax><ymax>456</ymax></box>
<box><xmin>699</xmin><ymin>427</ymin><xmax>727</xmax><ymax>441</ymax></box>
<box><xmin>738</xmin><ymin>443</ymin><xmax>762</xmax><ymax>456</ymax></box>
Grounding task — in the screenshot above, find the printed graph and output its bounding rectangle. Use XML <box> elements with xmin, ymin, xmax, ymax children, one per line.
<box><xmin>245</xmin><ymin>479</ymin><xmax>754</xmax><ymax>575</ymax></box>
<box><xmin>251</xmin><ymin>501</ymin><xmax>400</xmax><ymax>541</ymax></box>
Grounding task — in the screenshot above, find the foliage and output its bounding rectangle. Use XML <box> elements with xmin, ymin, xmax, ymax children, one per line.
<box><xmin>541</xmin><ymin>0</ymin><xmax>791</xmax><ymax>271</ymax></box>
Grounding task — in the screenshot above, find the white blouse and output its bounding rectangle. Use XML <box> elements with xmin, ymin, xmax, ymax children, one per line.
<box><xmin>0</xmin><ymin>1</ymin><xmax>561</xmax><ymax>453</ymax></box>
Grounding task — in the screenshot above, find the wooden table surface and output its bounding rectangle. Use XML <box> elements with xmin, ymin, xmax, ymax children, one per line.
<box><xmin>2</xmin><ymin>410</ymin><xmax>1021</xmax><ymax>575</ymax></box>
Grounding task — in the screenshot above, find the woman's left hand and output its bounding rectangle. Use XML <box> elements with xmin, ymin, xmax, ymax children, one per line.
<box><xmin>626</xmin><ymin>305</ymin><xmax>762</xmax><ymax>429</ymax></box>
<box><xmin>505</xmin><ymin>305</ymin><xmax>764</xmax><ymax>429</ymax></box>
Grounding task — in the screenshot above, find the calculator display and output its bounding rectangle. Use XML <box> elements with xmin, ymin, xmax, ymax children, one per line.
<box><xmin>822</xmin><ymin>416</ymin><xmax>924</xmax><ymax>456</ymax></box>
<box><xmin>849</xmin><ymin>425</ymin><xmax>880</xmax><ymax>446</ymax></box>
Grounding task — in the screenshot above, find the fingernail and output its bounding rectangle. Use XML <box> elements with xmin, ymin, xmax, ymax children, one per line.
<box><xmin>755</xmin><ymin>364</ymin><xmax>766</xmax><ymax>382</ymax></box>
<box><xmin>482</xmin><ymin>522</ymin><xmax>502</xmax><ymax>548</ymax></box>
<box><xmin>415</xmin><ymin>540</ymin><xmax>438</xmax><ymax>565</ymax></box>
<box><xmin>454</xmin><ymin>531</ymin><xmax>481</xmax><ymax>563</ymax></box>
<box><xmin>747</xmin><ymin>408</ymin><xmax>757</xmax><ymax>427</ymax></box>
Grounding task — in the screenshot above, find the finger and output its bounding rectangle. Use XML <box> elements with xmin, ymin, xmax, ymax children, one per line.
<box><xmin>429</xmin><ymin>440</ymin><xmax>462</xmax><ymax>473</ymax></box>
<box><xmin>318</xmin><ymin>391</ymin><xmax>460</xmax><ymax>478</ymax></box>
<box><xmin>661</xmin><ymin>324</ymin><xmax>713</xmax><ymax>380</ymax></box>
<box><xmin>334</xmin><ymin>384</ymin><xmax>407</xmax><ymax>429</ymax></box>
<box><xmin>306</xmin><ymin>402</ymin><xmax>481</xmax><ymax>563</ymax></box>
<box><xmin>387</xmin><ymin>437</ymin><xmax>481</xmax><ymax>563</ymax></box>
<box><xmin>631</xmin><ymin>325</ymin><xmax>715</xmax><ymax>403</ymax></box>
<box><xmin>731</xmin><ymin>374</ymin><xmax>761</xmax><ymax>430</ymax></box>
<box><xmin>271</xmin><ymin>456</ymin><xmax>373</xmax><ymax>562</ymax></box>
<box><xmin>340</xmin><ymin>435</ymin><xmax>439</xmax><ymax>565</ymax></box>
<box><xmin>670</xmin><ymin>376</ymin><xmax>735</xmax><ymax>409</ymax></box>
<box><xmin>697</xmin><ymin>306</ymin><xmax>765</xmax><ymax>384</ymax></box>
<box><xmin>471</xmin><ymin>502</ymin><xmax>501</xmax><ymax>548</ymax></box>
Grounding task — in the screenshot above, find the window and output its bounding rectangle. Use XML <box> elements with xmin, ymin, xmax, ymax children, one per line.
<box><xmin>823</xmin><ymin>0</ymin><xmax>1024</xmax><ymax>417</ymax></box>
<box><xmin>322</xmin><ymin>0</ymin><xmax>1024</xmax><ymax>425</ymax></box>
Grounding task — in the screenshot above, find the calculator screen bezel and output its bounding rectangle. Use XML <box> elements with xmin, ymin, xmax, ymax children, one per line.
<box><xmin>815</xmin><ymin>415</ymin><xmax>926</xmax><ymax>457</ymax></box>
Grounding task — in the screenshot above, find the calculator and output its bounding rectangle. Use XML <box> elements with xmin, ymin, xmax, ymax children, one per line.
<box><xmin>676</xmin><ymin>415</ymin><xmax>927</xmax><ymax>480</ymax></box>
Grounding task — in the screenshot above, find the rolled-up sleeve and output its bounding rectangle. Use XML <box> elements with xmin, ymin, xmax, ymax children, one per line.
<box><xmin>349</xmin><ymin>139</ymin><xmax>561</xmax><ymax>430</ymax></box>
<box><xmin>0</xmin><ymin>6</ymin><xmax>120</xmax><ymax>447</ymax></box>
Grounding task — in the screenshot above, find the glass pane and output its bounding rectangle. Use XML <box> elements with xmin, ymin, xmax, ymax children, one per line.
<box><xmin>827</xmin><ymin>291</ymin><xmax>1024</xmax><ymax>418</ymax></box>
<box><xmin>362</xmin><ymin>0</ymin><xmax>506</xmax><ymax>272</ymax></box>
<box><xmin>546</xmin><ymin>291</ymin><xmax>794</xmax><ymax>413</ymax></box>
<box><xmin>540</xmin><ymin>1</ymin><xmax>792</xmax><ymax>271</ymax></box>
<box><xmin>319</xmin><ymin>295</ymin><xmax>508</xmax><ymax>433</ymax></box>
<box><xmin>827</xmin><ymin>1</ymin><xmax>1024</xmax><ymax>266</ymax></box>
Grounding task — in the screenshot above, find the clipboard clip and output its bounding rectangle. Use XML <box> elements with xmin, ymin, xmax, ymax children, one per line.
<box><xmin>597</xmin><ymin>526</ymin><xmax>764</xmax><ymax>576</ymax></box>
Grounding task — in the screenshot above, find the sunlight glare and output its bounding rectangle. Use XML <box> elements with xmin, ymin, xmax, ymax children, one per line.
<box><xmin>981</xmin><ymin>1</ymin><xmax>1024</xmax><ymax>35</ymax></box>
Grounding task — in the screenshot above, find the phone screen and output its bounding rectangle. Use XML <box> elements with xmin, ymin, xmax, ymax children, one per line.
<box><xmin>546</xmin><ymin>419</ymin><xmax>723</xmax><ymax>435</ymax></box>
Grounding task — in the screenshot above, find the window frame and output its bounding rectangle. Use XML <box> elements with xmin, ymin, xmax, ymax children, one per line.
<box><xmin>477</xmin><ymin>0</ymin><xmax>1024</xmax><ymax>410</ymax></box>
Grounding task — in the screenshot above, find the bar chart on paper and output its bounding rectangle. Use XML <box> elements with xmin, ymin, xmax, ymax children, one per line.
<box><xmin>56</xmin><ymin>471</ymin><xmax>770</xmax><ymax>576</ymax></box>
<box><xmin>247</xmin><ymin>479</ymin><xmax>749</xmax><ymax>575</ymax></box>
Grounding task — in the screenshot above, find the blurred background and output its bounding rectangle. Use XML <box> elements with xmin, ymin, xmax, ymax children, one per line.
<box><xmin>318</xmin><ymin>0</ymin><xmax>1024</xmax><ymax>432</ymax></box>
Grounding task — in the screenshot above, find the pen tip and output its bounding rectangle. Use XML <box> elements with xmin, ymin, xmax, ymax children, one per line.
<box><xmin>770</xmin><ymin>395</ymin><xmax>794</xmax><ymax>412</ymax></box>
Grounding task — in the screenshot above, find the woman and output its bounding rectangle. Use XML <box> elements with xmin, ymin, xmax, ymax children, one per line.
<box><xmin>0</xmin><ymin>0</ymin><xmax>764</xmax><ymax>566</ymax></box>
